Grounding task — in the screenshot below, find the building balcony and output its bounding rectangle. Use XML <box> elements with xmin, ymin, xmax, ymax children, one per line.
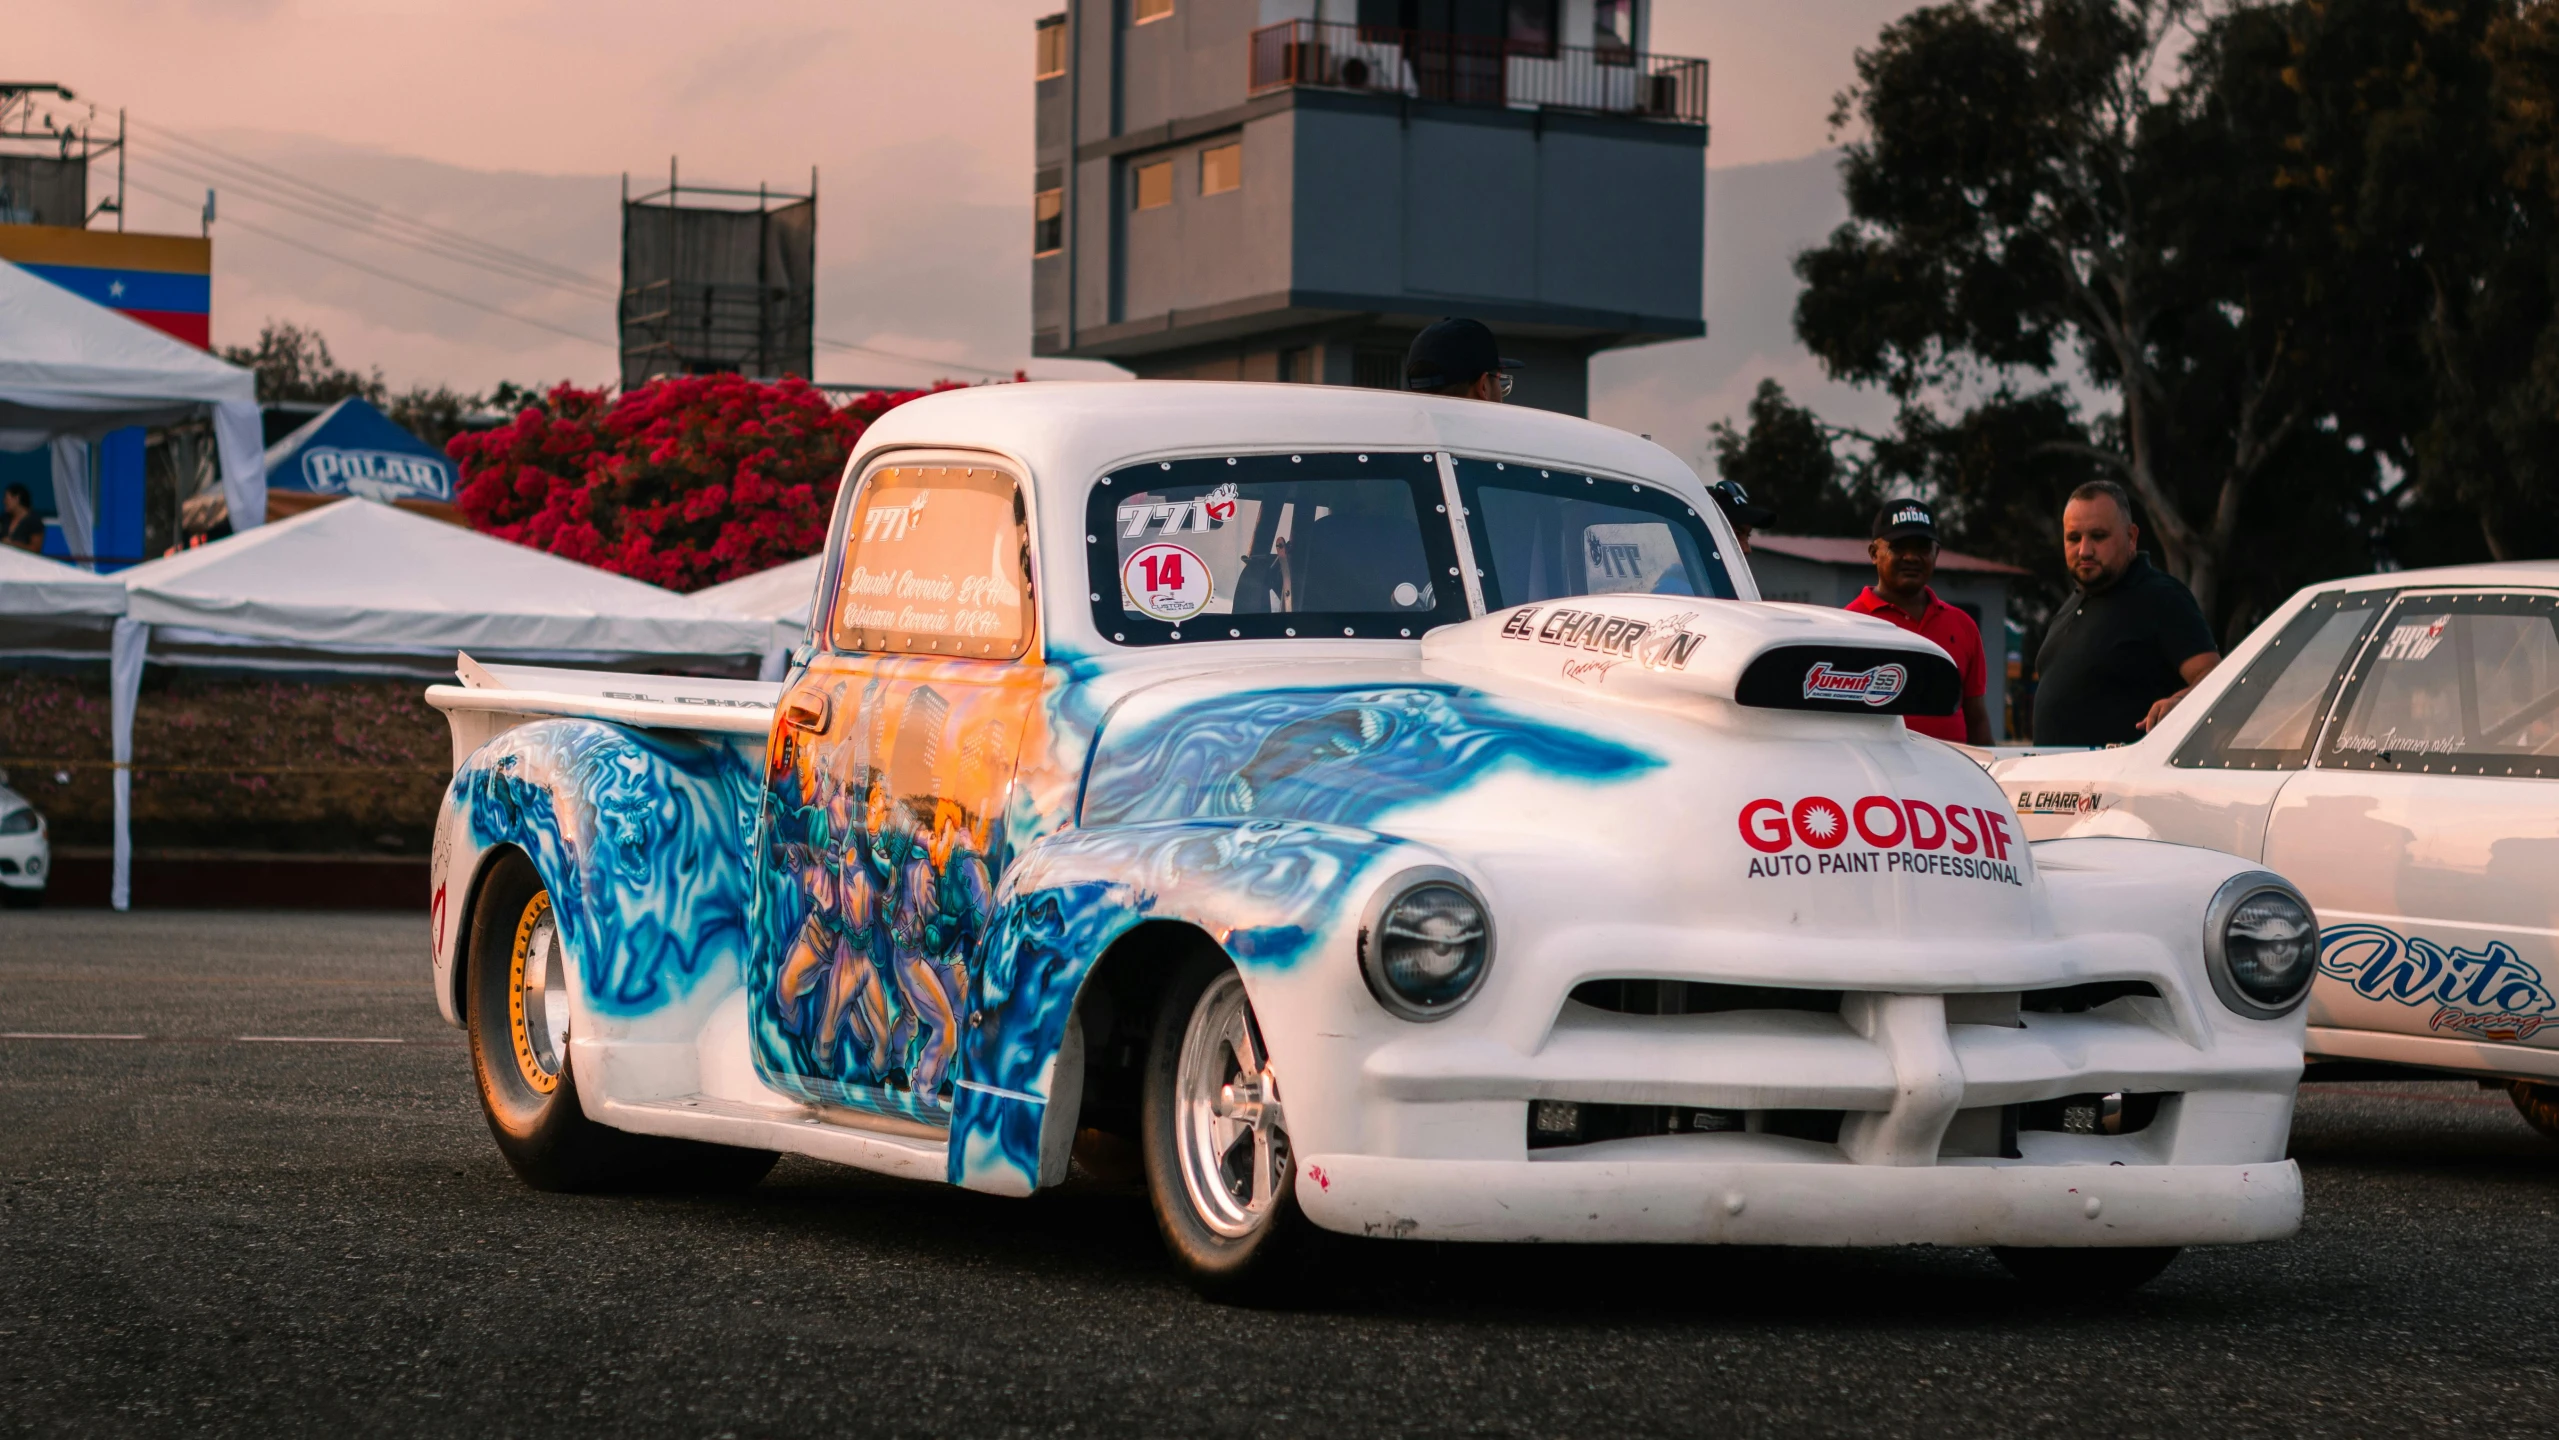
<box><xmin>1247</xmin><ymin>20</ymin><xmax>1706</xmax><ymax>126</ymax></box>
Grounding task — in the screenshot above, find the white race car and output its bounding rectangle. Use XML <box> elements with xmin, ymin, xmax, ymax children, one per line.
<box><xmin>1994</xmin><ymin>561</ymin><xmax>2559</xmax><ymax>1130</ymax></box>
<box><xmin>425</xmin><ymin>383</ymin><xmax>2310</xmax><ymax>1298</ymax></box>
<box><xmin>0</xmin><ymin>772</ymin><xmax>48</xmax><ymax>907</ymax></box>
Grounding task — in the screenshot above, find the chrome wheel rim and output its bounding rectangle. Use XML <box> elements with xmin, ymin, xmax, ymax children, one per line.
<box><xmin>1174</xmin><ymin>970</ymin><xmax>1289</xmax><ymax>1239</ymax></box>
<box><xmin>508</xmin><ymin>892</ymin><xmax>570</xmax><ymax>1093</ymax></box>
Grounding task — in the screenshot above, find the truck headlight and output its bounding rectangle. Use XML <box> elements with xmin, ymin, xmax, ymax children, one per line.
<box><xmin>2203</xmin><ymin>872</ymin><xmax>2317</xmax><ymax>1018</ymax></box>
<box><xmin>1360</xmin><ymin>868</ymin><xmax>1493</xmax><ymax>1021</ymax></box>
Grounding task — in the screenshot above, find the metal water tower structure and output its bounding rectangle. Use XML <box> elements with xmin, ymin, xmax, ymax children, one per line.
<box><xmin>618</xmin><ymin>160</ymin><xmax>817</xmax><ymax>389</ymax></box>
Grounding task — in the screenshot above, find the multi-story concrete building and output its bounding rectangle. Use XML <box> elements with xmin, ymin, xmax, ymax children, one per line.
<box><xmin>1031</xmin><ymin>1</ymin><xmax>1707</xmax><ymax>415</ymax></box>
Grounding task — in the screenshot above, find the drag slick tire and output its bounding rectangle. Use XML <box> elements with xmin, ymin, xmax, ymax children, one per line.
<box><xmin>466</xmin><ymin>852</ymin><xmax>776</xmax><ymax>1194</ymax></box>
<box><xmin>1993</xmin><ymin>1246</ymin><xmax>2181</xmax><ymax>1296</ymax></box>
<box><xmin>2509</xmin><ymin>1081</ymin><xmax>2559</xmax><ymax>1142</ymax></box>
<box><xmin>1142</xmin><ymin>955</ymin><xmax>1318</xmax><ymax>1303</ymax></box>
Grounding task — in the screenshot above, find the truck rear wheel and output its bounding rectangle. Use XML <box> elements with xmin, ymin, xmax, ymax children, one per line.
<box><xmin>1993</xmin><ymin>1246</ymin><xmax>2181</xmax><ymax>1296</ymax></box>
<box><xmin>465</xmin><ymin>853</ymin><xmax>776</xmax><ymax>1193</ymax></box>
<box><xmin>1141</xmin><ymin>955</ymin><xmax>1317</xmax><ymax>1302</ymax></box>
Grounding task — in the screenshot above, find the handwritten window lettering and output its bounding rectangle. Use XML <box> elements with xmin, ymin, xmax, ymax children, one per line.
<box><xmin>2331</xmin><ymin>604</ymin><xmax>2559</xmax><ymax>762</ymax></box>
<box><xmin>832</xmin><ymin>466</ymin><xmax>1032</xmax><ymax>659</ymax></box>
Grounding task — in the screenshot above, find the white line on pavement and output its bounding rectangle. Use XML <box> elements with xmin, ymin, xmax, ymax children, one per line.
<box><xmin>0</xmin><ymin>1032</ymin><xmax>149</xmax><ymax>1040</ymax></box>
<box><xmin>235</xmin><ymin>1036</ymin><xmax>408</xmax><ymax>1044</ymax></box>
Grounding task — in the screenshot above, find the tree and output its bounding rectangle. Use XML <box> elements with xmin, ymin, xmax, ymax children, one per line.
<box><xmin>449</xmin><ymin>374</ymin><xmax>977</xmax><ymax>592</ymax></box>
<box><xmin>2276</xmin><ymin>0</ymin><xmax>2559</xmax><ymax>561</ymax></box>
<box><xmin>1705</xmin><ymin>378</ymin><xmax>1883</xmax><ymax>536</ymax></box>
<box><xmin>1791</xmin><ymin>0</ymin><xmax>2387</xmax><ymax>631</ymax></box>
<box><xmin>220</xmin><ymin>320</ymin><xmax>381</xmax><ymax>407</ymax></box>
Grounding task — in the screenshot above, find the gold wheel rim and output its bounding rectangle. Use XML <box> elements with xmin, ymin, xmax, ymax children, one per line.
<box><xmin>507</xmin><ymin>891</ymin><xmax>564</xmax><ymax>1094</ymax></box>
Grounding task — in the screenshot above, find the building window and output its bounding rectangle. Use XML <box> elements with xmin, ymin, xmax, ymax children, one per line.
<box><xmin>1134</xmin><ymin>0</ymin><xmax>1174</xmax><ymax>24</ymax></box>
<box><xmin>1035</xmin><ymin>15</ymin><xmax>1067</xmax><ymax>79</ymax></box>
<box><xmin>1132</xmin><ymin>159</ymin><xmax>1174</xmax><ymax>211</ymax></box>
<box><xmin>1508</xmin><ymin>0</ymin><xmax>1558</xmax><ymax>57</ymax></box>
<box><xmin>1593</xmin><ymin>0</ymin><xmax>1635</xmax><ymax>61</ymax></box>
<box><xmin>1199</xmin><ymin>142</ymin><xmax>1241</xmax><ymax>196</ymax></box>
<box><xmin>1033</xmin><ymin>187</ymin><xmax>1063</xmax><ymax>255</ymax></box>
<box><xmin>1352</xmin><ymin>345</ymin><xmax>1405</xmax><ymax>390</ymax></box>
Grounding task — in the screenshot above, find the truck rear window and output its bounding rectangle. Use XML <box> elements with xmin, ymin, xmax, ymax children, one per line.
<box><xmin>830</xmin><ymin>463</ymin><xmax>1033</xmax><ymax>659</ymax></box>
<box><xmin>1087</xmin><ymin>452</ymin><xmax>1471</xmax><ymax>644</ymax></box>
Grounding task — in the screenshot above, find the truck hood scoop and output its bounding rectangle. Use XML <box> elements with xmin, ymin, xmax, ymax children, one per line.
<box><xmin>1421</xmin><ymin>595</ymin><xmax>1962</xmax><ymax>718</ymax></box>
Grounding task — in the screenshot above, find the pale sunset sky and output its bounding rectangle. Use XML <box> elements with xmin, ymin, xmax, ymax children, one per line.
<box><xmin>17</xmin><ymin>1</ymin><xmax>1930</xmax><ymax>468</ymax></box>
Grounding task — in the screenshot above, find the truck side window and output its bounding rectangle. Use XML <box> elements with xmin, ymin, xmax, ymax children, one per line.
<box><xmin>829</xmin><ymin>464</ymin><xmax>1033</xmax><ymax>660</ymax></box>
<box><xmin>2171</xmin><ymin>589</ymin><xmax>2379</xmax><ymax>771</ymax></box>
<box><xmin>2316</xmin><ymin>591</ymin><xmax>2559</xmax><ymax>779</ymax></box>
<box><xmin>1450</xmin><ymin>458</ymin><xmax>1736</xmax><ymax>607</ymax></box>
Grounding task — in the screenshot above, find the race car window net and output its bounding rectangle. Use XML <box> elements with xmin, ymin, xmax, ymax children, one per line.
<box><xmin>1086</xmin><ymin>452</ymin><xmax>1470</xmax><ymax>644</ymax></box>
<box><xmin>2315</xmin><ymin>590</ymin><xmax>2559</xmax><ymax>779</ymax></box>
<box><xmin>1449</xmin><ymin>458</ymin><xmax>1738</xmax><ymax>609</ymax></box>
<box><xmin>828</xmin><ymin>463</ymin><xmax>1035</xmax><ymax>660</ymax></box>
<box><xmin>2172</xmin><ymin>589</ymin><xmax>2380</xmax><ymax>771</ymax></box>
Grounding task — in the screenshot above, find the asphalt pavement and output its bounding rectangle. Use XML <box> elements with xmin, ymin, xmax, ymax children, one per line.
<box><xmin>5</xmin><ymin>909</ymin><xmax>2557</xmax><ymax>1439</ymax></box>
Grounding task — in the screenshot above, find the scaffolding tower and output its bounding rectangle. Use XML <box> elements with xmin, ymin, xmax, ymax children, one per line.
<box><xmin>618</xmin><ymin>159</ymin><xmax>815</xmax><ymax>389</ymax></box>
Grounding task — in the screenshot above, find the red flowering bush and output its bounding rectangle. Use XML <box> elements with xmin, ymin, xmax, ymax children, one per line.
<box><xmin>450</xmin><ymin>374</ymin><xmax>985</xmax><ymax>591</ymax></box>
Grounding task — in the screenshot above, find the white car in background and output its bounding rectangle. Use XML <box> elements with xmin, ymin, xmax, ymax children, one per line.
<box><xmin>0</xmin><ymin>770</ymin><xmax>49</xmax><ymax>907</ymax></box>
<box><xmin>1994</xmin><ymin>562</ymin><xmax>2559</xmax><ymax>1130</ymax></box>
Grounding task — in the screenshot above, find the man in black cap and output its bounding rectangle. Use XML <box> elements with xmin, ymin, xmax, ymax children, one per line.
<box><xmin>1403</xmin><ymin>318</ymin><xmax>1520</xmax><ymax>402</ymax></box>
<box><xmin>2032</xmin><ymin>480</ymin><xmax>2219</xmax><ymax>744</ymax></box>
<box><xmin>1707</xmin><ymin>479</ymin><xmax>1772</xmax><ymax>555</ymax></box>
<box><xmin>1843</xmin><ymin>499</ymin><xmax>1992</xmax><ymax>745</ymax></box>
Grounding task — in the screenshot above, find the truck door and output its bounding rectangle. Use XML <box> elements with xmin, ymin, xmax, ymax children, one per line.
<box><xmin>752</xmin><ymin>460</ymin><xmax>1041</xmax><ymax>1125</ymax></box>
<box><xmin>2263</xmin><ymin>589</ymin><xmax>2559</xmax><ymax>1065</ymax></box>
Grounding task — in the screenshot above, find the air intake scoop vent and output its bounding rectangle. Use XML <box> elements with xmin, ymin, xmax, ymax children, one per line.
<box><xmin>1421</xmin><ymin>594</ymin><xmax>1960</xmax><ymax>717</ymax></box>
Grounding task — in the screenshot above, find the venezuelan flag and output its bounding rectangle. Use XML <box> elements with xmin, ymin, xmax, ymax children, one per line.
<box><xmin>0</xmin><ymin>224</ymin><xmax>213</xmax><ymax>348</ymax></box>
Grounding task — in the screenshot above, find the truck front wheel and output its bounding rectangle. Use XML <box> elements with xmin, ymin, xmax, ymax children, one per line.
<box><xmin>1141</xmin><ymin>956</ymin><xmax>1316</xmax><ymax>1302</ymax></box>
<box><xmin>465</xmin><ymin>853</ymin><xmax>776</xmax><ymax>1193</ymax></box>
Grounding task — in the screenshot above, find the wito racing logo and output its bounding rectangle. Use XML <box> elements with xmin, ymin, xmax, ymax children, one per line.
<box><xmin>1801</xmin><ymin>661</ymin><xmax>1907</xmax><ymax>707</ymax></box>
<box><xmin>1738</xmin><ymin>794</ymin><xmax>2022</xmax><ymax>886</ymax></box>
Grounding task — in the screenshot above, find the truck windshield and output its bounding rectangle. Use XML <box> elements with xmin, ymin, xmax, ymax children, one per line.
<box><xmin>1451</xmin><ymin>458</ymin><xmax>1737</xmax><ymax>608</ymax></box>
<box><xmin>1086</xmin><ymin>452</ymin><xmax>1472</xmax><ymax>644</ymax></box>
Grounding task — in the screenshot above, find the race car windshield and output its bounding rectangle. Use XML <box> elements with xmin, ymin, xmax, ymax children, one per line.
<box><xmin>1086</xmin><ymin>452</ymin><xmax>1471</xmax><ymax>644</ymax></box>
<box><xmin>1449</xmin><ymin>458</ymin><xmax>1737</xmax><ymax>608</ymax></box>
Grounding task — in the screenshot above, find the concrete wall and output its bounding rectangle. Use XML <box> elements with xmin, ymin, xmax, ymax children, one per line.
<box><xmin>1291</xmin><ymin>100</ymin><xmax>1702</xmax><ymax>322</ymax></box>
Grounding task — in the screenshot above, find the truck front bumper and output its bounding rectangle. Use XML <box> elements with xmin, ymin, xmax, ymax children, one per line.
<box><xmin>1295</xmin><ymin>1147</ymin><xmax>2302</xmax><ymax>1247</ymax></box>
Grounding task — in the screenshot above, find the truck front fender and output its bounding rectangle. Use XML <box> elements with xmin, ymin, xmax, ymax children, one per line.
<box><xmin>949</xmin><ymin>818</ymin><xmax>1408</xmax><ymax>1195</ymax></box>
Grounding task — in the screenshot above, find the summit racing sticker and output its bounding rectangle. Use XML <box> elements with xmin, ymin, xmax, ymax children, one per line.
<box><xmin>1801</xmin><ymin>661</ymin><xmax>1906</xmax><ymax>707</ymax></box>
<box><xmin>1498</xmin><ymin>605</ymin><xmax>1706</xmax><ymax>683</ymax></box>
<box><xmin>1738</xmin><ymin>794</ymin><xmax>2023</xmax><ymax>886</ymax></box>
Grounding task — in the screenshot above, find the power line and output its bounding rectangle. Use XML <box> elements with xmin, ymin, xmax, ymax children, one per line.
<box><xmin>121</xmin><ymin>175</ymin><xmax>614</xmax><ymax>351</ymax></box>
<box><xmin>82</xmin><ymin>99</ymin><xmax>1034</xmax><ymax>383</ymax></box>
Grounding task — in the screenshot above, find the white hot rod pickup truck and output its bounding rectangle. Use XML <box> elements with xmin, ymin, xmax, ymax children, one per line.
<box><xmin>426</xmin><ymin>383</ymin><xmax>2312</xmax><ymax>1298</ymax></box>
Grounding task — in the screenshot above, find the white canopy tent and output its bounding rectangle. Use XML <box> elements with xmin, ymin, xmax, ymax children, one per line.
<box><xmin>0</xmin><ymin>541</ymin><xmax>127</xmax><ymax>660</ymax></box>
<box><xmin>692</xmin><ymin>552</ymin><xmax>823</xmax><ymax>679</ymax></box>
<box><xmin>106</xmin><ymin>498</ymin><xmax>773</xmax><ymax>909</ymax></box>
<box><xmin>0</xmin><ymin>259</ymin><xmax>266</xmax><ymax>561</ymax></box>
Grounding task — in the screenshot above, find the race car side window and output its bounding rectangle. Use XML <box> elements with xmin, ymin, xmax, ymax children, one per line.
<box><xmin>2315</xmin><ymin>591</ymin><xmax>2559</xmax><ymax>779</ymax></box>
<box><xmin>2170</xmin><ymin>589</ymin><xmax>2381</xmax><ymax>771</ymax></box>
<box><xmin>1450</xmin><ymin>458</ymin><xmax>1737</xmax><ymax>608</ymax></box>
<box><xmin>828</xmin><ymin>463</ymin><xmax>1034</xmax><ymax>660</ymax></box>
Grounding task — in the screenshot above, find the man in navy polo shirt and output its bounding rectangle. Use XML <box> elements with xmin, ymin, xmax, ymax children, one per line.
<box><xmin>1844</xmin><ymin>499</ymin><xmax>1992</xmax><ymax>745</ymax></box>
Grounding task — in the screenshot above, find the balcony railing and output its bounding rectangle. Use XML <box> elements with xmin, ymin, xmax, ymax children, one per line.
<box><xmin>1248</xmin><ymin>20</ymin><xmax>1707</xmax><ymax>125</ymax></box>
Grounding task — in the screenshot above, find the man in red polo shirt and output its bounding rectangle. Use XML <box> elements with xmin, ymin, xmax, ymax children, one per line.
<box><xmin>1844</xmin><ymin>499</ymin><xmax>1992</xmax><ymax>745</ymax></box>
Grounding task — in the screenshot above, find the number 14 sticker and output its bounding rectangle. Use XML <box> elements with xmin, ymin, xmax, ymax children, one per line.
<box><xmin>1123</xmin><ymin>541</ymin><xmax>1211</xmax><ymax>621</ymax></box>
